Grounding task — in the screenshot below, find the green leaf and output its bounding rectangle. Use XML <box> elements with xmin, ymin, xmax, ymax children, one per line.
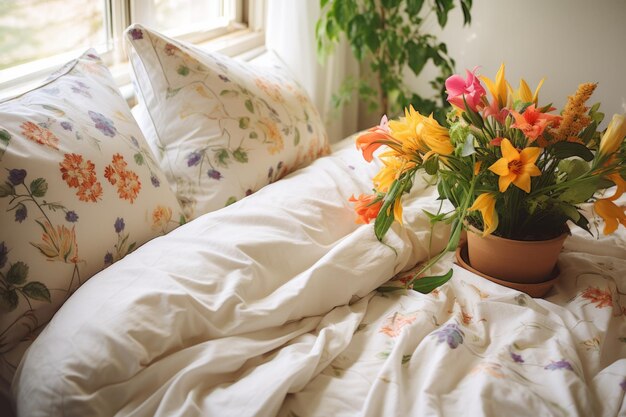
<box><xmin>215</xmin><ymin>148</ymin><xmax>230</xmax><ymax>166</ymax></box>
<box><xmin>166</xmin><ymin>87</ymin><xmax>182</xmax><ymax>98</ymax></box>
<box><xmin>134</xmin><ymin>153</ymin><xmax>144</xmax><ymax>165</ymax></box>
<box><xmin>558</xmin><ymin>159</ymin><xmax>589</xmax><ymax>179</ymax></box>
<box><xmin>559</xmin><ymin>178</ymin><xmax>599</xmax><ymax>203</ymax></box>
<box><xmin>407</xmin><ymin>41</ymin><xmax>429</xmax><ymax>76</ymax></box>
<box><xmin>245</xmin><ymin>99</ymin><xmax>254</xmax><ymax>113</ymax></box>
<box><xmin>249</xmin><ymin>132</ymin><xmax>258</xmax><ymax>139</ymax></box>
<box><xmin>550</xmin><ymin>141</ymin><xmax>594</xmax><ymax>161</ymax></box>
<box><xmin>128</xmin><ymin>242</ymin><xmax>137</xmax><ymax>252</ymax></box>
<box><xmin>460</xmin><ymin>0</ymin><xmax>472</xmax><ymax>25</ymax></box>
<box><xmin>0</xmin><ymin>288</ymin><xmax>18</xmax><ymax>311</ymax></box>
<box><xmin>232</xmin><ymin>148</ymin><xmax>248</xmax><ymax>163</ymax></box>
<box><xmin>7</xmin><ymin>261</ymin><xmax>28</xmax><ymax>285</ymax></box>
<box><xmin>0</xmin><ymin>182</ymin><xmax>15</xmax><ymax>198</ymax></box>
<box><xmin>0</xmin><ymin>128</ymin><xmax>11</xmax><ymax>160</ymax></box>
<box><xmin>239</xmin><ymin>117</ymin><xmax>250</xmax><ymax>129</ymax></box>
<box><xmin>42</xmin><ymin>104</ymin><xmax>65</xmax><ymax>117</ymax></box>
<box><xmin>294</xmin><ymin>127</ymin><xmax>301</xmax><ymax>146</ymax></box>
<box><xmin>225</xmin><ymin>196</ymin><xmax>237</xmax><ymax>206</ymax></box>
<box><xmin>434</xmin><ymin>0</ymin><xmax>455</xmax><ymax>28</ymax></box>
<box><xmin>461</xmin><ymin>133</ymin><xmax>476</xmax><ymax>157</ymax></box>
<box><xmin>22</xmin><ymin>281</ymin><xmax>51</xmax><ymax>303</ymax></box>
<box><xmin>179</xmin><ymin>214</ymin><xmax>187</xmax><ymax>225</ymax></box>
<box><xmin>177</xmin><ymin>65</ymin><xmax>190</xmax><ymax>76</ymax></box>
<box><xmin>424</xmin><ymin>155</ymin><xmax>439</xmax><ymax>175</ymax></box>
<box><xmin>29</xmin><ymin>178</ymin><xmax>48</xmax><ymax>197</ymax></box>
<box><xmin>406</xmin><ymin>0</ymin><xmax>425</xmax><ymax>14</ymax></box>
<box><xmin>411</xmin><ymin>268</ymin><xmax>453</xmax><ymax>293</ymax></box>
<box><xmin>220</xmin><ymin>90</ymin><xmax>239</xmax><ymax>98</ymax></box>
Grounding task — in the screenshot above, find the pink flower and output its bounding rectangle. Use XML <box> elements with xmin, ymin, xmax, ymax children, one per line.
<box><xmin>445</xmin><ymin>68</ymin><xmax>486</xmax><ymax>112</ymax></box>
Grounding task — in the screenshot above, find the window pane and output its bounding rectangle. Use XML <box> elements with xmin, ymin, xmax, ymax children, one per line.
<box><xmin>0</xmin><ymin>0</ymin><xmax>107</xmax><ymax>70</ymax></box>
<box><xmin>132</xmin><ymin>0</ymin><xmax>224</xmax><ymax>34</ymax></box>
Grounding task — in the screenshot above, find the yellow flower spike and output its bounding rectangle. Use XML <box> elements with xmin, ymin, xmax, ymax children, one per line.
<box><xmin>481</xmin><ymin>63</ymin><xmax>508</xmax><ymax>108</ymax></box>
<box><xmin>594</xmin><ymin>198</ymin><xmax>626</xmax><ymax>235</ymax></box>
<box><xmin>468</xmin><ymin>193</ymin><xmax>499</xmax><ymax>236</ymax></box>
<box><xmin>488</xmin><ymin>139</ymin><xmax>542</xmax><ymax>193</ymax></box>
<box><xmin>599</xmin><ymin>114</ymin><xmax>626</xmax><ymax>157</ymax></box>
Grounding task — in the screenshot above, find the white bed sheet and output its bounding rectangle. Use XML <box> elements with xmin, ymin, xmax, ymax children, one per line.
<box><xmin>11</xmin><ymin>137</ymin><xmax>626</xmax><ymax>417</ymax></box>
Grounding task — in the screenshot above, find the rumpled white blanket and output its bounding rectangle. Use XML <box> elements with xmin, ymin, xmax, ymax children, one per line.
<box><xmin>11</xmin><ymin>138</ymin><xmax>626</xmax><ymax>417</ymax></box>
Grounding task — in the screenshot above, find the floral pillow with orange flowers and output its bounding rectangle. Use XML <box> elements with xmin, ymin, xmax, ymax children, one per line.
<box><xmin>0</xmin><ymin>50</ymin><xmax>185</xmax><ymax>383</ymax></box>
<box><xmin>125</xmin><ymin>24</ymin><xmax>330</xmax><ymax>219</ymax></box>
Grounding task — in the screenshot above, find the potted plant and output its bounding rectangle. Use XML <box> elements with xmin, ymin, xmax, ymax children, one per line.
<box><xmin>351</xmin><ymin>64</ymin><xmax>626</xmax><ymax>296</ymax></box>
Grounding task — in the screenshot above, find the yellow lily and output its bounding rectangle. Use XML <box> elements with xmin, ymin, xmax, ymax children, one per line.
<box><xmin>389</xmin><ymin>105</ymin><xmax>426</xmax><ymax>155</ymax></box>
<box><xmin>393</xmin><ymin>197</ymin><xmax>404</xmax><ymax>225</ymax></box>
<box><xmin>481</xmin><ymin>63</ymin><xmax>508</xmax><ymax>108</ymax></box>
<box><xmin>31</xmin><ymin>220</ymin><xmax>79</xmax><ymax>263</ymax></box>
<box><xmin>510</xmin><ymin>78</ymin><xmax>545</xmax><ymax>105</ymax></box>
<box><xmin>373</xmin><ymin>151</ymin><xmax>414</xmax><ymax>193</ymax></box>
<box><xmin>468</xmin><ymin>193</ymin><xmax>499</xmax><ymax>236</ymax></box>
<box><xmin>417</xmin><ymin>114</ymin><xmax>454</xmax><ymax>157</ymax></box>
<box><xmin>599</xmin><ymin>113</ymin><xmax>626</xmax><ymax>157</ymax></box>
<box><xmin>489</xmin><ymin>139</ymin><xmax>542</xmax><ymax>193</ymax></box>
<box><xmin>594</xmin><ymin>198</ymin><xmax>626</xmax><ymax>235</ymax></box>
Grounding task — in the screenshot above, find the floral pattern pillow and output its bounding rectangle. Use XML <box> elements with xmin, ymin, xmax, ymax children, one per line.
<box><xmin>125</xmin><ymin>24</ymin><xmax>330</xmax><ymax>219</ymax></box>
<box><xmin>0</xmin><ymin>50</ymin><xmax>185</xmax><ymax>384</ymax></box>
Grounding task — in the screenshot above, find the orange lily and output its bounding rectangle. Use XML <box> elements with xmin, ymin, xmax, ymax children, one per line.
<box><xmin>509</xmin><ymin>104</ymin><xmax>561</xmax><ymax>143</ymax></box>
<box><xmin>489</xmin><ymin>139</ymin><xmax>542</xmax><ymax>193</ymax></box>
<box><xmin>594</xmin><ymin>198</ymin><xmax>626</xmax><ymax>235</ymax></box>
<box><xmin>606</xmin><ymin>173</ymin><xmax>626</xmax><ymax>201</ymax></box>
<box><xmin>356</xmin><ymin>115</ymin><xmax>396</xmax><ymax>162</ymax></box>
<box><xmin>468</xmin><ymin>193</ymin><xmax>499</xmax><ymax>236</ymax></box>
<box><xmin>349</xmin><ymin>194</ymin><xmax>383</xmax><ymax>224</ymax></box>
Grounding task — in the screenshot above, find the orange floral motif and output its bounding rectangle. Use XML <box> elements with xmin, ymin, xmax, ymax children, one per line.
<box><xmin>59</xmin><ymin>153</ymin><xmax>103</xmax><ymax>202</ymax></box>
<box><xmin>258</xmin><ymin>118</ymin><xmax>284</xmax><ymax>154</ymax></box>
<box><xmin>581</xmin><ymin>286</ymin><xmax>613</xmax><ymax>308</ymax></box>
<box><xmin>151</xmin><ymin>205</ymin><xmax>173</xmax><ymax>232</ymax></box>
<box><xmin>255</xmin><ymin>77</ymin><xmax>285</xmax><ymax>103</ymax></box>
<box><xmin>379</xmin><ymin>312</ymin><xmax>417</xmax><ymax>338</ymax></box>
<box><xmin>470</xmin><ymin>362</ymin><xmax>505</xmax><ymax>379</ymax></box>
<box><xmin>21</xmin><ymin>121</ymin><xmax>59</xmax><ymax>150</ymax></box>
<box><xmin>105</xmin><ymin>153</ymin><xmax>142</xmax><ymax>203</ymax></box>
<box><xmin>31</xmin><ymin>220</ymin><xmax>79</xmax><ymax>263</ymax></box>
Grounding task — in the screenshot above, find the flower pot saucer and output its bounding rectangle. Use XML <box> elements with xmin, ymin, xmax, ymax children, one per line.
<box><xmin>455</xmin><ymin>241</ymin><xmax>558</xmax><ymax>298</ymax></box>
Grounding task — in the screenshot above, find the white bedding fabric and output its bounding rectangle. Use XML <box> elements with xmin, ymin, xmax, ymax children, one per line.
<box><xmin>11</xmin><ymin>137</ymin><xmax>626</xmax><ymax>417</ymax></box>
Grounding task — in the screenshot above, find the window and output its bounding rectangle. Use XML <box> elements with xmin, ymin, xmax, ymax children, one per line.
<box><xmin>0</xmin><ymin>0</ymin><xmax>260</xmax><ymax>96</ymax></box>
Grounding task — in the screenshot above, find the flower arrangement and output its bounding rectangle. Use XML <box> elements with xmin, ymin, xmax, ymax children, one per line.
<box><xmin>352</xmin><ymin>64</ymin><xmax>626</xmax><ymax>292</ymax></box>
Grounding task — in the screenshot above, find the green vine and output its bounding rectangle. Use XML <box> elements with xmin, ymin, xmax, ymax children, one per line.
<box><xmin>316</xmin><ymin>0</ymin><xmax>472</xmax><ymax>121</ymax></box>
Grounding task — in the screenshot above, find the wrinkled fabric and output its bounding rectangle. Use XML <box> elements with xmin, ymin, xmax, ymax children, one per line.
<box><xmin>12</xmin><ymin>138</ymin><xmax>626</xmax><ymax>417</ymax></box>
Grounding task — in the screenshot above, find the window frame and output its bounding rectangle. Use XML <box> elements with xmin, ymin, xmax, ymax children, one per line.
<box><xmin>0</xmin><ymin>0</ymin><xmax>265</xmax><ymax>99</ymax></box>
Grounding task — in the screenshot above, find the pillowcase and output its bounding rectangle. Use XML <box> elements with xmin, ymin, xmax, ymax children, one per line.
<box><xmin>124</xmin><ymin>24</ymin><xmax>330</xmax><ymax>219</ymax></box>
<box><xmin>0</xmin><ymin>50</ymin><xmax>185</xmax><ymax>383</ymax></box>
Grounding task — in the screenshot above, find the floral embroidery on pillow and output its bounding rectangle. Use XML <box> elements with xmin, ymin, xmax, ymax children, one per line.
<box><xmin>104</xmin><ymin>154</ymin><xmax>142</xmax><ymax>203</ymax></box>
<box><xmin>59</xmin><ymin>153</ymin><xmax>103</xmax><ymax>203</ymax></box>
<box><xmin>21</xmin><ymin>121</ymin><xmax>59</xmax><ymax>150</ymax></box>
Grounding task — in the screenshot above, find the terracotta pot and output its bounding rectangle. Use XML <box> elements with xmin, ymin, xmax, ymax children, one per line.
<box><xmin>466</xmin><ymin>227</ymin><xmax>568</xmax><ymax>284</ymax></box>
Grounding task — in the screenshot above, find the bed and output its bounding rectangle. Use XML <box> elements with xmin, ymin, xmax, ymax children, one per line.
<box><xmin>2</xmin><ymin>25</ymin><xmax>626</xmax><ymax>417</ymax></box>
<box><xmin>6</xmin><ymin>135</ymin><xmax>626</xmax><ymax>416</ymax></box>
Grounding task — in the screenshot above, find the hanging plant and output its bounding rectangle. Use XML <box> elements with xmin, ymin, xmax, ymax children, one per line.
<box><xmin>316</xmin><ymin>0</ymin><xmax>473</xmax><ymax>122</ymax></box>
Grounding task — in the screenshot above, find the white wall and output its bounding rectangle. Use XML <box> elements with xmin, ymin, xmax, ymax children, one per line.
<box><xmin>363</xmin><ymin>0</ymin><xmax>626</xmax><ymax>129</ymax></box>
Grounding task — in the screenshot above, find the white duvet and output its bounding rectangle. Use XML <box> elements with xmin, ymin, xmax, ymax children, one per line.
<box><xmin>11</xmin><ymin>138</ymin><xmax>626</xmax><ymax>417</ymax></box>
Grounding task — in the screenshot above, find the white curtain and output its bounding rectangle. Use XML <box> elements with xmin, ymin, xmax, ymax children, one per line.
<box><xmin>265</xmin><ymin>0</ymin><xmax>359</xmax><ymax>143</ymax></box>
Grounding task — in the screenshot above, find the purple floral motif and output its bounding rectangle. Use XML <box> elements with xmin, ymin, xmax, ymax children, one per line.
<box><xmin>621</xmin><ymin>378</ymin><xmax>626</xmax><ymax>392</ymax></box>
<box><xmin>88</xmin><ymin>111</ymin><xmax>117</xmax><ymax>137</ymax></box>
<box><xmin>245</xmin><ymin>189</ymin><xmax>253</xmax><ymax>196</ymax></box>
<box><xmin>129</xmin><ymin>28</ymin><xmax>143</xmax><ymax>40</ymax></box>
<box><xmin>150</xmin><ymin>175</ymin><xmax>160</xmax><ymax>187</ymax></box>
<box><xmin>545</xmin><ymin>359</ymin><xmax>573</xmax><ymax>372</ymax></box>
<box><xmin>207</xmin><ymin>169</ymin><xmax>222</xmax><ymax>180</ymax></box>
<box><xmin>187</xmin><ymin>151</ymin><xmax>202</xmax><ymax>167</ymax></box>
<box><xmin>433</xmin><ymin>323</ymin><xmax>465</xmax><ymax>349</ymax></box>
<box><xmin>15</xmin><ymin>205</ymin><xmax>27</xmax><ymax>223</ymax></box>
<box><xmin>0</xmin><ymin>241</ymin><xmax>7</xmax><ymax>268</ymax></box>
<box><xmin>114</xmin><ymin>217</ymin><xmax>125</xmax><ymax>234</ymax></box>
<box><xmin>8</xmin><ymin>168</ymin><xmax>26</xmax><ymax>185</ymax></box>
<box><xmin>130</xmin><ymin>136</ymin><xmax>139</xmax><ymax>147</ymax></box>
<box><xmin>218</xmin><ymin>74</ymin><xmax>230</xmax><ymax>82</ymax></box>
<box><xmin>104</xmin><ymin>252</ymin><xmax>113</xmax><ymax>266</ymax></box>
<box><xmin>60</xmin><ymin>121</ymin><xmax>73</xmax><ymax>131</ymax></box>
<box><xmin>71</xmin><ymin>82</ymin><xmax>92</xmax><ymax>98</ymax></box>
<box><xmin>65</xmin><ymin>211</ymin><xmax>79</xmax><ymax>222</ymax></box>
<box><xmin>307</xmin><ymin>123</ymin><xmax>313</xmax><ymax>133</ymax></box>
<box><xmin>267</xmin><ymin>166</ymin><xmax>274</xmax><ymax>179</ymax></box>
<box><xmin>510</xmin><ymin>352</ymin><xmax>524</xmax><ymax>363</ymax></box>
<box><xmin>86</xmin><ymin>53</ymin><xmax>100</xmax><ymax>61</ymax></box>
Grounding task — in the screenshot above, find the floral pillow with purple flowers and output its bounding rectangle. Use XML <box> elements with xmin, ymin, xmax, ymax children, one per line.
<box><xmin>125</xmin><ymin>24</ymin><xmax>330</xmax><ymax>219</ymax></box>
<box><xmin>0</xmin><ymin>49</ymin><xmax>185</xmax><ymax>385</ymax></box>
